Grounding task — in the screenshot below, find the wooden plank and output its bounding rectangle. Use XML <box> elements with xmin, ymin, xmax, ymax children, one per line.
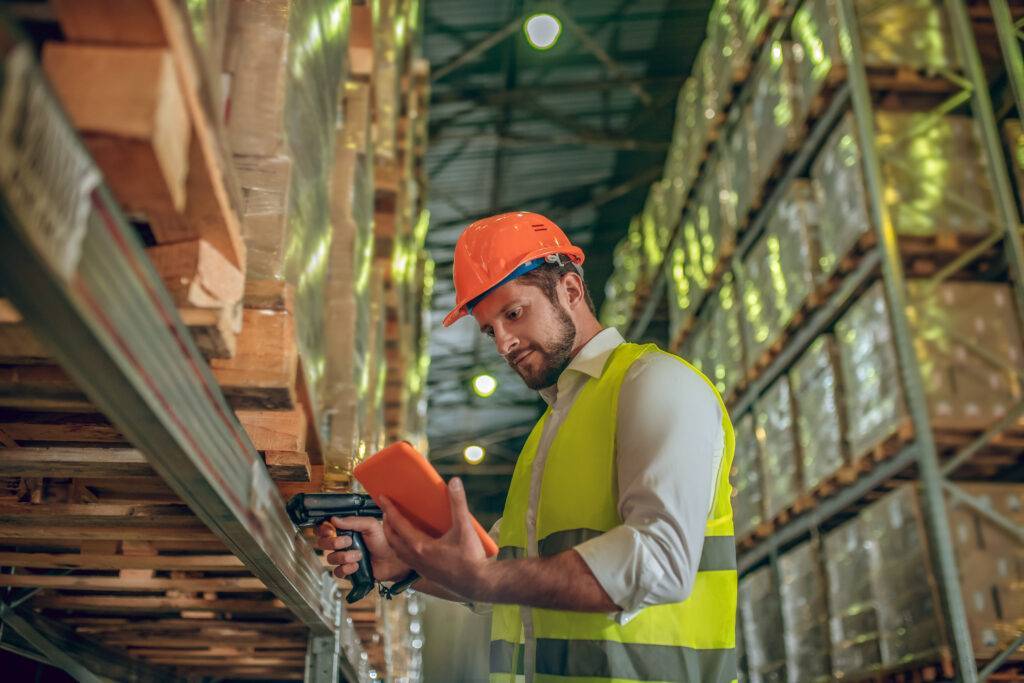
<box><xmin>104</xmin><ymin>636</ymin><xmax>304</xmax><ymax>647</ymax></box>
<box><xmin>32</xmin><ymin>595</ymin><xmax>290</xmax><ymax>614</ymax></box>
<box><xmin>69</xmin><ymin>618</ymin><xmax>306</xmax><ymax>633</ymax></box>
<box><xmin>211</xmin><ymin>308</ymin><xmax>298</xmax><ymax>409</ymax></box>
<box><xmin>262</xmin><ymin>451</ymin><xmax>311</xmax><ymax>483</ymax></box>
<box><xmin>152</xmin><ymin>0</ymin><xmax>246</xmax><ymax>270</ymax></box>
<box><xmin>243</xmin><ymin>280</ymin><xmax>293</xmax><ymax>312</ymax></box>
<box><xmin>0</xmin><ymin>502</ymin><xmax>196</xmax><ymax>524</ymax></box>
<box><xmin>135</xmin><ymin>655</ymin><xmax>303</xmax><ymax>667</ymax></box>
<box><xmin>42</xmin><ymin>43</ymin><xmax>190</xmax><ymax>214</ymax></box>
<box><xmin>0</xmin><ymin>574</ymin><xmax>266</xmax><ymax>592</ymax></box>
<box><xmin>237</xmin><ymin>407</ymin><xmax>307</xmax><ymax>453</ymax></box>
<box><xmin>0</xmin><ymin>447</ymin><xmax>151</xmax><ymax>478</ymax></box>
<box><xmin>0</xmin><ymin>314</ymin><xmax>50</xmax><ymax>364</ymax></box>
<box><xmin>52</xmin><ymin>0</ymin><xmax>166</xmax><ymax>45</ymax></box>
<box><xmin>179</xmin><ymin>306</ymin><xmax>237</xmax><ymax>359</ymax></box>
<box><xmin>146</xmin><ymin>240</ymin><xmax>244</xmax><ymax>309</ymax></box>
<box><xmin>0</xmin><ymin>359</ymin><xmax>298</xmax><ymax>411</ymax></box>
<box><xmin>0</xmin><ymin>368</ymin><xmax>93</xmax><ymax>412</ymax></box>
<box><xmin>0</xmin><ymin>552</ymin><xmax>243</xmax><ymax>571</ymax></box>
<box><xmin>0</xmin><ymin>410</ymin><xmax>123</xmax><ymax>443</ymax></box>
<box><xmin>0</xmin><ymin>526</ymin><xmax>216</xmax><ymax>541</ymax></box>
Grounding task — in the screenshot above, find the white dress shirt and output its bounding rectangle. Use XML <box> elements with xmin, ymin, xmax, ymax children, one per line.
<box><xmin>478</xmin><ymin>327</ymin><xmax>725</xmax><ymax>680</ymax></box>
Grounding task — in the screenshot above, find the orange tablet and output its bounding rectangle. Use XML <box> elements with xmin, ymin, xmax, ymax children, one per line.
<box><xmin>354</xmin><ymin>442</ymin><xmax>499</xmax><ymax>557</ymax></box>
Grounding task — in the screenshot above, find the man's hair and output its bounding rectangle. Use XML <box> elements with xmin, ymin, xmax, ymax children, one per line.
<box><xmin>516</xmin><ymin>260</ymin><xmax>596</xmax><ymax>315</ymax></box>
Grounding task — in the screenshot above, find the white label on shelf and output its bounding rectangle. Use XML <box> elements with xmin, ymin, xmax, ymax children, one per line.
<box><xmin>0</xmin><ymin>45</ymin><xmax>99</xmax><ymax>282</ymax></box>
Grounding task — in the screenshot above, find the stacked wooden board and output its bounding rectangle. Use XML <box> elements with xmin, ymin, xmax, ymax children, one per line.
<box><xmin>0</xmin><ymin>0</ymin><xmax>431</xmax><ymax>680</ymax></box>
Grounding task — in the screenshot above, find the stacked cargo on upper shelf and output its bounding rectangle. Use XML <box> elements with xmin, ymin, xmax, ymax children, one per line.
<box><xmin>739</xmin><ymin>563</ymin><xmax>787</xmax><ymax>683</ymax></box>
<box><xmin>324</xmin><ymin>80</ymin><xmax>375</xmax><ymax>488</ymax></box>
<box><xmin>835</xmin><ymin>280</ymin><xmax>1023</xmax><ymax>459</ymax></box>
<box><xmin>813</xmin><ymin>111</ymin><xmax>998</xmax><ymax>281</ymax></box>
<box><xmin>793</xmin><ymin>0</ymin><xmax>958</xmax><ymax>103</ymax></box>
<box><xmin>602</xmin><ymin>0</ymin><xmax>784</xmax><ymax>330</ymax></box>
<box><xmin>599</xmin><ymin>219</ymin><xmax>645</xmax><ymax>330</ymax></box>
<box><xmin>731</xmin><ymin>413</ymin><xmax>765</xmax><ymax>539</ymax></box>
<box><xmin>789</xmin><ymin>335</ymin><xmax>847</xmax><ymax>491</ymax></box>
<box><xmin>755</xmin><ymin>376</ymin><xmax>800</xmax><ymax>519</ymax></box>
<box><xmin>778</xmin><ymin>539</ymin><xmax>832</xmax><ymax>682</ymax></box>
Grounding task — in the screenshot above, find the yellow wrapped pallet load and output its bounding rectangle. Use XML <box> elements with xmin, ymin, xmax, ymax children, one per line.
<box><xmin>282</xmin><ymin>0</ymin><xmax>351</xmax><ymax>423</ymax></box>
<box><xmin>739</xmin><ymin>231</ymin><xmax>779</xmax><ymax>366</ymax></box>
<box><xmin>324</xmin><ymin>80</ymin><xmax>375</xmax><ymax>485</ymax></box>
<box><xmin>755</xmin><ymin>376</ymin><xmax>801</xmax><ymax>519</ymax></box>
<box><xmin>812</xmin><ymin>112</ymin><xmax>997</xmax><ymax>281</ymax></box>
<box><xmin>708</xmin><ymin>273</ymin><xmax>746</xmax><ymax>397</ymax></box>
<box><xmin>861</xmin><ymin>486</ymin><xmax>946</xmax><ymax>668</ymax></box>
<box><xmin>739</xmin><ymin>564</ymin><xmax>788</xmax><ymax>683</ymax></box>
<box><xmin>823</xmin><ymin>518</ymin><xmax>884</xmax><ymax>677</ymax></box>
<box><xmin>746</xmin><ymin>40</ymin><xmax>809</xmax><ymax>193</ymax></box>
<box><xmin>792</xmin><ymin>0</ymin><xmax>958</xmax><ymax>106</ymax></box>
<box><xmin>665</xmin><ymin>230</ymin><xmax>693</xmax><ymax>343</ymax></box>
<box><xmin>906</xmin><ymin>280</ymin><xmax>1023</xmax><ymax>430</ymax></box>
<box><xmin>731</xmin><ymin>412</ymin><xmax>765</xmax><ymax>540</ymax></box>
<box><xmin>789</xmin><ymin>335</ymin><xmax>847</xmax><ymax>491</ymax></box>
<box><xmin>598</xmin><ymin>219</ymin><xmax>644</xmax><ymax>330</ymax></box>
<box><xmin>718</xmin><ymin>113</ymin><xmax>757</xmax><ymax>231</ymax></box>
<box><xmin>779</xmin><ymin>539</ymin><xmax>832</xmax><ymax>683</ymax></box>
<box><xmin>836</xmin><ymin>281</ymin><xmax>1024</xmax><ymax>460</ymax></box>
<box><xmin>834</xmin><ymin>282</ymin><xmax>907</xmax><ymax>457</ymax></box>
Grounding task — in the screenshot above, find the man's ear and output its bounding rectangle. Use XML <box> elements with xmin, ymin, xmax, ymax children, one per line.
<box><xmin>560</xmin><ymin>272</ymin><xmax>586</xmax><ymax>310</ymax></box>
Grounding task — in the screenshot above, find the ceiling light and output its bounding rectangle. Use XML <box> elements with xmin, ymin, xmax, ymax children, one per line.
<box><xmin>524</xmin><ymin>13</ymin><xmax>561</xmax><ymax>50</ymax></box>
<box><xmin>463</xmin><ymin>445</ymin><xmax>485</xmax><ymax>465</ymax></box>
<box><xmin>472</xmin><ymin>373</ymin><xmax>498</xmax><ymax>398</ymax></box>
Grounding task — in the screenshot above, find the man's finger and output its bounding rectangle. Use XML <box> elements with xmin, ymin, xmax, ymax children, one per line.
<box><xmin>316</xmin><ymin>534</ymin><xmax>352</xmax><ymax>552</ymax></box>
<box><xmin>326</xmin><ymin>549</ymin><xmax>363</xmax><ymax>566</ymax></box>
<box><xmin>329</xmin><ymin>516</ymin><xmax>380</xmax><ymax>534</ymax></box>
<box><xmin>447</xmin><ymin>477</ymin><xmax>475</xmax><ymax>535</ymax></box>
<box><xmin>318</xmin><ymin>521</ymin><xmax>337</xmax><ymax>538</ymax></box>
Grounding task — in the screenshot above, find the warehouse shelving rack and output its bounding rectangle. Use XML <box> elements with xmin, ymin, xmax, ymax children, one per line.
<box><xmin>0</xmin><ymin>17</ymin><xmax>364</xmax><ymax>683</ymax></box>
<box><xmin>628</xmin><ymin>1</ymin><xmax>1024</xmax><ymax>681</ymax></box>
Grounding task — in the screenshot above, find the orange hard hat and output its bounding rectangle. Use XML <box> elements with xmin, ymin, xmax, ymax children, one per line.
<box><xmin>443</xmin><ymin>212</ymin><xmax>585</xmax><ymax>327</ymax></box>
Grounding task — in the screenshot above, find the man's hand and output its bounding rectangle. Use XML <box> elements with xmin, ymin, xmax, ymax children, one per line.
<box><xmin>316</xmin><ymin>516</ymin><xmax>411</xmax><ymax>583</ymax></box>
<box><xmin>379</xmin><ymin>477</ymin><xmax>493</xmax><ymax>601</ymax></box>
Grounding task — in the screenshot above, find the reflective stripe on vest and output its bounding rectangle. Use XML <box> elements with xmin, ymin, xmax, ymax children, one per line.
<box><xmin>498</xmin><ymin>531</ymin><xmax>736</xmax><ymax>572</ymax></box>
<box><xmin>490</xmin><ymin>342</ymin><xmax>738</xmax><ymax>683</ymax></box>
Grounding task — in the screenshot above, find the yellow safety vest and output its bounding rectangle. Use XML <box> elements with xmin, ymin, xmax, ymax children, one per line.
<box><xmin>490</xmin><ymin>342</ymin><xmax>737</xmax><ymax>683</ymax></box>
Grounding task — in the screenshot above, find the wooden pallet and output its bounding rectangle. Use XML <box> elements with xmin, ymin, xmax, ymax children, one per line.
<box><xmin>737</xmin><ymin>419</ymin><xmax>915</xmax><ymax>547</ymax></box>
<box><xmin>851</xmin><ymin>650</ymin><xmax>956</xmax><ymax>683</ymax></box>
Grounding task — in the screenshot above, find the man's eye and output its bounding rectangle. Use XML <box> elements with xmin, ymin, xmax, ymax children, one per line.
<box><xmin>507</xmin><ymin>308</ymin><xmax>521</xmax><ymax>321</ymax></box>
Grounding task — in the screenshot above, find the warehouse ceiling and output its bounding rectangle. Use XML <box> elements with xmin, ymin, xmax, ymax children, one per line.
<box><xmin>422</xmin><ymin>0</ymin><xmax>713</xmax><ymax>524</ymax></box>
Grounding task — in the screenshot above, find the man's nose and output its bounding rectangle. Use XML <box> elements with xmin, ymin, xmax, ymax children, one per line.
<box><xmin>494</xmin><ymin>325</ymin><xmax>518</xmax><ymax>357</ymax></box>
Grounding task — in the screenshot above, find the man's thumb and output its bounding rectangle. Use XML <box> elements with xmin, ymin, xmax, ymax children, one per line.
<box><xmin>448</xmin><ymin>478</ymin><xmax>472</xmax><ymax>529</ymax></box>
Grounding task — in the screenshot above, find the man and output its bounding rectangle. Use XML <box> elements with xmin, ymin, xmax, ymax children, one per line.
<box><xmin>319</xmin><ymin>212</ymin><xmax>737</xmax><ymax>682</ymax></box>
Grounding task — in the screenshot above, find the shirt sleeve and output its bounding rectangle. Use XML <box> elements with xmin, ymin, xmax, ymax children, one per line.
<box><xmin>574</xmin><ymin>353</ymin><xmax>724</xmax><ymax>624</ymax></box>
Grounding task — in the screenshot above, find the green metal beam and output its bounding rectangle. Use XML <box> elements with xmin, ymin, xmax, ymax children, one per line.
<box><xmin>839</xmin><ymin>0</ymin><xmax>977</xmax><ymax>677</ymax></box>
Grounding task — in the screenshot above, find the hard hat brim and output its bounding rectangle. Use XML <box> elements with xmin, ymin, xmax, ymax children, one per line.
<box><xmin>441</xmin><ymin>246</ymin><xmax>584</xmax><ymax>327</ymax></box>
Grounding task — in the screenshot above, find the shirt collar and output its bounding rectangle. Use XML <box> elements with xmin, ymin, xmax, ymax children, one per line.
<box><xmin>538</xmin><ymin>327</ymin><xmax>625</xmax><ymax>405</ymax></box>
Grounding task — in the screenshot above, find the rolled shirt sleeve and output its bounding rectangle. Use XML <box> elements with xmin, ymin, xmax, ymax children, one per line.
<box><xmin>574</xmin><ymin>352</ymin><xmax>724</xmax><ymax>624</ymax></box>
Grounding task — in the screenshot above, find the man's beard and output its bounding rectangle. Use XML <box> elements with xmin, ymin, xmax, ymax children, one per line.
<box><xmin>512</xmin><ymin>304</ymin><xmax>576</xmax><ymax>390</ymax></box>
